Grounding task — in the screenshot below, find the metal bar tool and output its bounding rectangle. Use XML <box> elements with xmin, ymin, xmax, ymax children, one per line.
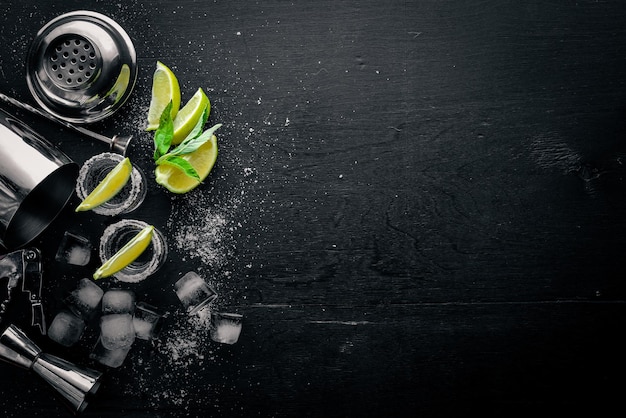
<box><xmin>0</xmin><ymin>249</ymin><xmax>46</xmax><ymax>335</ymax></box>
<box><xmin>0</xmin><ymin>93</ymin><xmax>132</xmax><ymax>155</ymax></box>
<box><xmin>0</xmin><ymin>324</ymin><xmax>102</xmax><ymax>413</ymax></box>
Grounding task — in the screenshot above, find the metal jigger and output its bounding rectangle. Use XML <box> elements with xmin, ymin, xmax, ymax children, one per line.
<box><xmin>0</xmin><ymin>324</ymin><xmax>102</xmax><ymax>414</ymax></box>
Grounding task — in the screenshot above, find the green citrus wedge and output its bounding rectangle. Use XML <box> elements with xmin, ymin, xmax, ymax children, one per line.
<box><xmin>75</xmin><ymin>157</ymin><xmax>133</xmax><ymax>212</ymax></box>
<box><xmin>146</xmin><ymin>61</ymin><xmax>181</xmax><ymax>131</ymax></box>
<box><xmin>155</xmin><ymin>134</ymin><xmax>218</xmax><ymax>193</ymax></box>
<box><xmin>172</xmin><ymin>87</ymin><xmax>210</xmax><ymax>145</ymax></box>
<box><xmin>93</xmin><ymin>225</ymin><xmax>154</xmax><ymax>280</ymax></box>
<box><xmin>105</xmin><ymin>63</ymin><xmax>131</xmax><ymax>102</ymax></box>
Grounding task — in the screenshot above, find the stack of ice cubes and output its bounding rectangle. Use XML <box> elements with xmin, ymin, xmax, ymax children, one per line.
<box><xmin>90</xmin><ymin>289</ymin><xmax>166</xmax><ymax>368</ymax></box>
<box><xmin>48</xmin><ymin>278</ymin><xmax>166</xmax><ymax>368</ymax></box>
<box><xmin>174</xmin><ymin>271</ymin><xmax>243</xmax><ymax>345</ymax></box>
<box><xmin>48</xmin><ymin>278</ymin><xmax>103</xmax><ymax>346</ymax></box>
<box><xmin>92</xmin><ymin>289</ymin><xmax>136</xmax><ymax>368</ymax></box>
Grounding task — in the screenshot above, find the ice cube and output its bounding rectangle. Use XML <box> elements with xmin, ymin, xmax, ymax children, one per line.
<box><xmin>65</xmin><ymin>278</ymin><xmax>103</xmax><ymax>319</ymax></box>
<box><xmin>174</xmin><ymin>271</ymin><xmax>217</xmax><ymax>315</ymax></box>
<box><xmin>133</xmin><ymin>302</ymin><xmax>165</xmax><ymax>340</ymax></box>
<box><xmin>55</xmin><ymin>231</ymin><xmax>92</xmax><ymax>266</ymax></box>
<box><xmin>102</xmin><ymin>289</ymin><xmax>136</xmax><ymax>315</ymax></box>
<box><xmin>90</xmin><ymin>336</ymin><xmax>131</xmax><ymax>368</ymax></box>
<box><xmin>100</xmin><ymin>313</ymin><xmax>135</xmax><ymax>350</ymax></box>
<box><xmin>48</xmin><ymin>310</ymin><xmax>86</xmax><ymax>347</ymax></box>
<box><xmin>209</xmin><ymin>312</ymin><xmax>243</xmax><ymax>345</ymax></box>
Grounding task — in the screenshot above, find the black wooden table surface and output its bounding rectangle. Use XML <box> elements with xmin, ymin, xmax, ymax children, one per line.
<box><xmin>1</xmin><ymin>1</ymin><xmax>625</xmax><ymax>417</ymax></box>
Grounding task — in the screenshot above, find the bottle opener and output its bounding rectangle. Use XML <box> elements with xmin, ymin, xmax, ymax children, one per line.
<box><xmin>0</xmin><ymin>249</ymin><xmax>46</xmax><ymax>335</ymax></box>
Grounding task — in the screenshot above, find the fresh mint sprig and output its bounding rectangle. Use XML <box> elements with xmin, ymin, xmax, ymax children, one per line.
<box><xmin>153</xmin><ymin>101</ymin><xmax>173</xmax><ymax>161</ymax></box>
<box><xmin>157</xmin><ymin>155</ymin><xmax>202</xmax><ymax>181</ymax></box>
<box><xmin>156</xmin><ymin>122</ymin><xmax>221</xmax><ymax>161</ymax></box>
<box><xmin>152</xmin><ymin>102</ymin><xmax>221</xmax><ymax>180</ymax></box>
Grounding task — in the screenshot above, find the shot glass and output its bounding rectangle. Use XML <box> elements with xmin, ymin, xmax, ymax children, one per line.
<box><xmin>75</xmin><ymin>152</ymin><xmax>146</xmax><ymax>216</ymax></box>
<box><xmin>98</xmin><ymin>219</ymin><xmax>167</xmax><ymax>283</ymax></box>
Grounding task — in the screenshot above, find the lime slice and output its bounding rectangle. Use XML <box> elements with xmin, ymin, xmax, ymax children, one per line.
<box><xmin>105</xmin><ymin>63</ymin><xmax>131</xmax><ymax>103</ymax></box>
<box><xmin>146</xmin><ymin>61</ymin><xmax>181</xmax><ymax>131</ymax></box>
<box><xmin>93</xmin><ymin>225</ymin><xmax>154</xmax><ymax>280</ymax></box>
<box><xmin>155</xmin><ymin>134</ymin><xmax>218</xmax><ymax>193</ymax></box>
<box><xmin>172</xmin><ymin>87</ymin><xmax>210</xmax><ymax>145</ymax></box>
<box><xmin>75</xmin><ymin>157</ymin><xmax>133</xmax><ymax>212</ymax></box>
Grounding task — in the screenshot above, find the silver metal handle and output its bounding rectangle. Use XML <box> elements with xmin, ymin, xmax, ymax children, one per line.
<box><xmin>0</xmin><ymin>93</ymin><xmax>131</xmax><ymax>155</ymax></box>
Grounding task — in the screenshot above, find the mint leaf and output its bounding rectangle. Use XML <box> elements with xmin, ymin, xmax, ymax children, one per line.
<box><xmin>183</xmin><ymin>105</ymin><xmax>210</xmax><ymax>143</ymax></box>
<box><xmin>168</xmin><ymin>123</ymin><xmax>222</xmax><ymax>157</ymax></box>
<box><xmin>157</xmin><ymin>155</ymin><xmax>200</xmax><ymax>181</ymax></box>
<box><xmin>153</xmin><ymin>101</ymin><xmax>174</xmax><ymax>161</ymax></box>
<box><xmin>154</xmin><ymin>122</ymin><xmax>221</xmax><ymax>181</ymax></box>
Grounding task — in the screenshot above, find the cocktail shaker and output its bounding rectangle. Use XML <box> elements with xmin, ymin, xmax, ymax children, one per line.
<box><xmin>0</xmin><ymin>108</ymin><xmax>78</xmax><ymax>249</ymax></box>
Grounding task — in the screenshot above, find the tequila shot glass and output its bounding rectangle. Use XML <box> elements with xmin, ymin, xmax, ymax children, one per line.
<box><xmin>98</xmin><ymin>219</ymin><xmax>167</xmax><ymax>283</ymax></box>
<box><xmin>76</xmin><ymin>152</ymin><xmax>146</xmax><ymax>216</ymax></box>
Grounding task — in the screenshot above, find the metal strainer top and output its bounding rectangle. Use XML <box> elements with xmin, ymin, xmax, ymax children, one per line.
<box><xmin>26</xmin><ymin>11</ymin><xmax>137</xmax><ymax>124</ymax></box>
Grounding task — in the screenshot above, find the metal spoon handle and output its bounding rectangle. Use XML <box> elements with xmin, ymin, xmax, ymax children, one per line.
<box><xmin>0</xmin><ymin>93</ymin><xmax>131</xmax><ymax>155</ymax></box>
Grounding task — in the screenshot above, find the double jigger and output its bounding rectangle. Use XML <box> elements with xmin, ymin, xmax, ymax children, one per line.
<box><xmin>0</xmin><ymin>324</ymin><xmax>102</xmax><ymax>414</ymax></box>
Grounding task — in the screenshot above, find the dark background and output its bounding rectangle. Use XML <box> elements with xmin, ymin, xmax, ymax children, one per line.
<box><xmin>1</xmin><ymin>0</ymin><xmax>626</xmax><ymax>416</ymax></box>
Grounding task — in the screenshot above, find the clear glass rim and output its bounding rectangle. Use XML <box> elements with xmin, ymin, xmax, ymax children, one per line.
<box><xmin>76</xmin><ymin>152</ymin><xmax>146</xmax><ymax>216</ymax></box>
<box><xmin>98</xmin><ymin>219</ymin><xmax>167</xmax><ymax>283</ymax></box>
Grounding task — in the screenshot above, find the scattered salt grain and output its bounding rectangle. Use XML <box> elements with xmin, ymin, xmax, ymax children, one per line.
<box><xmin>171</xmin><ymin>211</ymin><xmax>228</xmax><ymax>267</ymax></box>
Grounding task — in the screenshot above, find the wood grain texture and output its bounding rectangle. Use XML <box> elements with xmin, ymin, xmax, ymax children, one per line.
<box><xmin>1</xmin><ymin>0</ymin><xmax>626</xmax><ymax>417</ymax></box>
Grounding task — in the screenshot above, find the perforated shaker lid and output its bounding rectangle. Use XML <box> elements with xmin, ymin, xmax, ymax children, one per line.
<box><xmin>26</xmin><ymin>10</ymin><xmax>138</xmax><ymax>124</ymax></box>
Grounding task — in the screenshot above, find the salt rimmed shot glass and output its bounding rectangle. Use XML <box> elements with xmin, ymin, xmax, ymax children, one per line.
<box><xmin>76</xmin><ymin>152</ymin><xmax>146</xmax><ymax>216</ymax></box>
<box><xmin>98</xmin><ymin>219</ymin><xmax>167</xmax><ymax>283</ymax></box>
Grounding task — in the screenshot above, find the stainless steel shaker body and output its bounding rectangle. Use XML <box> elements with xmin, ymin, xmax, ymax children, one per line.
<box><xmin>0</xmin><ymin>108</ymin><xmax>78</xmax><ymax>249</ymax></box>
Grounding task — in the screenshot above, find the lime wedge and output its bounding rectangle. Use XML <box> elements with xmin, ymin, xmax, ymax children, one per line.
<box><xmin>155</xmin><ymin>134</ymin><xmax>218</xmax><ymax>193</ymax></box>
<box><xmin>146</xmin><ymin>61</ymin><xmax>181</xmax><ymax>131</ymax></box>
<box><xmin>76</xmin><ymin>157</ymin><xmax>133</xmax><ymax>212</ymax></box>
<box><xmin>105</xmin><ymin>63</ymin><xmax>131</xmax><ymax>103</ymax></box>
<box><xmin>93</xmin><ymin>225</ymin><xmax>154</xmax><ymax>280</ymax></box>
<box><xmin>172</xmin><ymin>87</ymin><xmax>210</xmax><ymax>145</ymax></box>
